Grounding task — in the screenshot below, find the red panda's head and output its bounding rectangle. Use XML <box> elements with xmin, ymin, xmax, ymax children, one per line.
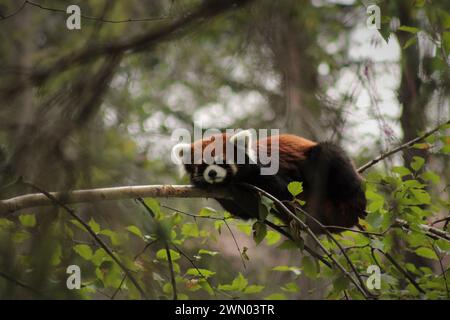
<box><xmin>172</xmin><ymin>130</ymin><xmax>259</xmax><ymax>187</ymax></box>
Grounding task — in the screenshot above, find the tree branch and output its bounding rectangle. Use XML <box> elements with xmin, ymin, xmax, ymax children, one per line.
<box><xmin>2</xmin><ymin>0</ymin><xmax>252</xmax><ymax>97</ymax></box>
<box><xmin>21</xmin><ymin>181</ymin><xmax>148</xmax><ymax>299</ymax></box>
<box><xmin>357</xmin><ymin>120</ymin><xmax>449</xmax><ymax>173</ymax></box>
<box><xmin>0</xmin><ymin>184</ymin><xmax>230</xmax><ymax>215</ymax></box>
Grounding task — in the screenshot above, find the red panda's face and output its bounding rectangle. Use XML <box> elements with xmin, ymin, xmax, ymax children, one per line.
<box><xmin>184</xmin><ymin>161</ymin><xmax>238</xmax><ymax>186</ymax></box>
<box><xmin>173</xmin><ymin>131</ymin><xmax>259</xmax><ymax>187</ymax></box>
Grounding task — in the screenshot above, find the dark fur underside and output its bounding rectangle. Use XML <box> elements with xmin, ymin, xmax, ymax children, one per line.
<box><xmin>224</xmin><ymin>141</ymin><xmax>367</xmax><ymax>233</ymax></box>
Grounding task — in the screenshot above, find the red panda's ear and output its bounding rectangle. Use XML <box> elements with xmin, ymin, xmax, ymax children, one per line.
<box><xmin>171</xmin><ymin>143</ymin><xmax>191</xmax><ymax>165</ymax></box>
<box><xmin>229</xmin><ymin>130</ymin><xmax>257</xmax><ymax>162</ymax></box>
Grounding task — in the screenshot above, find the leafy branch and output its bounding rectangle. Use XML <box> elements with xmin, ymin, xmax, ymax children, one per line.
<box><xmin>357</xmin><ymin>120</ymin><xmax>449</xmax><ymax>173</ymax></box>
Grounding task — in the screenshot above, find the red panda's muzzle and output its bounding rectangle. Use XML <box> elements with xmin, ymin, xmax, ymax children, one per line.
<box><xmin>185</xmin><ymin>162</ymin><xmax>238</xmax><ymax>186</ymax></box>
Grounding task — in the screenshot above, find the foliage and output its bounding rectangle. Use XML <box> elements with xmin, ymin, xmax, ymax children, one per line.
<box><xmin>0</xmin><ymin>127</ymin><xmax>448</xmax><ymax>299</ymax></box>
<box><xmin>0</xmin><ymin>0</ymin><xmax>449</xmax><ymax>300</ymax></box>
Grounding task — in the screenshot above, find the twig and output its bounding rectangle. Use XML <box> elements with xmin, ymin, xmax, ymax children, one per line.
<box><xmin>0</xmin><ymin>270</ymin><xmax>47</xmax><ymax>298</ymax></box>
<box><xmin>171</xmin><ymin>243</ymin><xmax>232</xmax><ymax>299</ymax></box>
<box><xmin>2</xmin><ymin>0</ymin><xmax>252</xmax><ymax>96</ymax></box>
<box><xmin>375</xmin><ymin>250</ymin><xmax>425</xmax><ymax>294</ymax></box>
<box><xmin>0</xmin><ymin>1</ymin><xmax>176</xmax><ymax>23</ymax></box>
<box><xmin>164</xmin><ymin>241</ymin><xmax>178</xmax><ymax>300</ymax></box>
<box><xmin>431</xmin><ymin>243</ymin><xmax>450</xmax><ymax>299</ymax></box>
<box><xmin>357</xmin><ymin>120</ymin><xmax>449</xmax><ymax>173</ymax></box>
<box><xmin>0</xmin><ymin>1</ymin><xmax>27</xmax><ymax>21</ymax></box>
<box><xmin>263</xmin><ymin>219</ymin><xmax>332</xmax><ymax>268</ymax></box>
<box><xmin>430</xmin><ymin>216</ymin><xmax>450</xmax><ymax>227</ymax></box>
<box><xmin>160</xmin><ymin>204</ymin><xmax>246</xmax><ymax>269</ymax></box>
<box><xmin>161</xmin><ymin>204</ymin><xmax>231</xmax><ymax>221</ymax></box>
<box><xmin>223</xmin><ymin>219</ymin><xmax>247</xmax><ymax>270</ymax></box>
<box><xmin>239</xmin><ymin>183</ymin><xmax>370</xmax><ymax>299</ymax></box>
<box><xmin>22</xmin><ymin>181</ymin><xmax>148</xmax><ymax>299</ymax></box>
<box><xmin>289</xmin><ymin>203</ymin><xmax>372</xmax><ymax>298</ymax></box>
<box><xmin>111</xmin><ymin>240</ymin><xmax>157</xmax><ymax>300</ymax></box>
<box><xmin>394</xmin><ymin>218</ymin><xmax>450</xmax><ymax>242</ymax></box>
<box><xmin>136</xmin><ymin>198</ymin><xmax>177</xmax><ymax>300</ymax></box>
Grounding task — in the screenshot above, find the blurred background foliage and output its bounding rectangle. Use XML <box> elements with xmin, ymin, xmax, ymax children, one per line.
<box><xmin>0</xmin><ymin>0</ymin><xmax>448</xmax><ymax>299</ymax></box>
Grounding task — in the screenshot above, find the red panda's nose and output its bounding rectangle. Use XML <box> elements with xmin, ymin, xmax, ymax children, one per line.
<box><xmin>208</xmin><ymin>170</ymin><xmax>217</xmax><ymax>178</ymax></box>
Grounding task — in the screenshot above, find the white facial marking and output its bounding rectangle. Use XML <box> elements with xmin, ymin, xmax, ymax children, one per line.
<box><xmin>203</xmin><ymin>164</ymin><xmax>227</xmax><ymax>184</ymax></box>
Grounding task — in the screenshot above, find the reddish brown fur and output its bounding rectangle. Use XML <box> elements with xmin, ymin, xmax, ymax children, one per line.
<box><xmin>184</xmin><ymin>132</ymin><xmax>366</xmax><ymax>234</ymax></box>
<box><xmin>257</xmin><ymin>134</ymin><xmax>317</xmax><ymax>171</ymax></box>
<box><xmin>187</xmin><ymin>133</ymin><xmax>231</xmax><ymax>163</ymax></box>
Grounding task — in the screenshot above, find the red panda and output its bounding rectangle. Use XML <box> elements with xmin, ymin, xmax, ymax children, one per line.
<box><xmin>172</xmin><ymin>130</ymin><xmax>366</xmax><ymax>234</ymax></box>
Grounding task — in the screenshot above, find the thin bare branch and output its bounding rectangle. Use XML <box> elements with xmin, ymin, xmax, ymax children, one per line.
<box><xmin>2</xmin><ymin>0</ymin><xmax>252</xmax><ymax>97</ymax></box>
<box><xmin>136</xmin><ymin>198</ymin><xmax>177</xmax><ymax>300</ymax></box>
<box><xmin>0</xmin><ymin>1</ymin><xmax>175</xmax><ymax>23</ymax></box>
<box><xmin>0</xmin><ymin>270</ymin><xmax>47</xmax><ymax>298</ymax></box>
<box><xmin>239</xmin><ymin>183</ymin><xmax>371</xmax><ymax>299</ymax></box>
<box><xmin>22</xmin><ymin>181</ymin><xmax>148</xmax><ymax>299</ymax></box>
<box><xmin>358</xmin><ymin>120</ymin><xmax>449</xmax><ymax>173</ymax></box>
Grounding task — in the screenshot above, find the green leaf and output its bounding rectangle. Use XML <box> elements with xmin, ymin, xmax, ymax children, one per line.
<box><xmin>370</xmin><ymin>239</ymin><xmax>384</xmax><ymax>251</ymax></box>
<box><xmin>88</xmin><ymin>218</ymin><xmax>100</xmax><ymax>233</ymax></box>
<box><xmin>0</xmin><ymin>218</ymin><xmax>14</xmax><ymax>229</ymax></box>
<box><xmin>415</xmin><ymin>247</ymin><xmax>438</xmax><ymax>260</ymax></box>
<box><xmin>265</xmin><ymin>230</ymin><xmax>281</xmax><ymax>245</ymax></box>
<box><xmin>366</xmin><ymin>212</ymin><xmax>383</xmax><ymax>229</ymax></box>
<box><xmin>252</xmin><ymin>221</ymin><xmax>267</xmax><ymax>245</ymax></box>
<box><xmin>198</xmin><ymin>249</ymin><xmax>219</xmax><ymax>256</ymax></box>
<box><xmin>182</xmin><ymin>223</ymin><xmax>199</xmax><ymax>237</ymax></box>
<box><xmin>367</xmin><ymin>200</ymin><xmax>384</xmax><ymax>213</ymax></box>
<box><xmin>258</xmin><ymin>201</ymin><xmax>269</xmax><ymax>221</ymax></box>
<box><xmin>12</xmin><ymin>231</ymin><xmax>30</xmax><ymax>243</ymax></box>
<box><xmin>199</xmin><ymin>207</ymin><xmax>217</xmax><ymax>217</ymax></box>
<box><xmin>186</xmin><ymin>268</ymin><xmax>216</xmax><ymax>278</ymax></box>
<box><xmin>441</xmin><ymin>145</ymin><xmax>450</xmax><ymax>154</ymax></box>
<box><xmin>281</xmin><ymin>282</ymin><xmax>299</xmax><ymax>293</ymax></box>
<box><xmin>392</xmin><ymin>166</ymin><xmax>412</xmax><ymax>177</ymax></box>
<box><xmin>231</xmin><ymin>273</ymin><xmax>248</xmax><ymax>291</ymax></box>
<box><xmin>420</xmin><ymin>171</ymin><xmax>440</xmax><ymax>184</ymax></box>
<box><xmin>74</xmin><ymin>244</ymin><xmax>93</xmax><ymax>260</ymax></box>
<box><xmin>156</xmin><ymin>249</ymin><xmax>180</xmax><ymax>261</ymax></box>
<box><xmin>143</xmin><ymin>198</ymin><xmax>161</xmax><ymax>218</ymax></box>
<box><xmin>264</xmin><ymin>293</ymin><xmax>286</xmax><ymax>300</ymax></box>
<box><xmin>214</xmin><ymin>220</ymin><xmax>224</xmax><ymax>234</ymax></box>
<box><xmin>333</xmin><ymin>275</ymin><xmax>349</xmax><ymax>291</ymax></box>
<box><xmin>410</xmin><ymin>189</ymin><xmax>431</xmax><ymax>204</ymax></box>
<box><xmin>99</xmin><ymin>229</ymin><xmax>127</xmax><ymax>246</ymax></box>
<box><xmin>237</xmin><ymin>223</ymin><xmax>252</xmax><ymax>236</ymax></box>
<box><xmin>410</xmin><ymin>156</ymin><xmax>425</xmax><ymax>171</ymax></box>
<box><xmin>244</xmin><ymin>285</ymin><xmax>265</xmax><ymax>294</ymax></box>
<box><xmin>302</xmin><ymin>255</ymin><xmax>319</xmax><ymax>278</ymax></box>
<box><xmin>19</xmin><ymin>214</ymin><xmax>36</xmax><ymax>228</ymax></box>
<box><xmin>126</xmin><ymin>225</ymin><xmax>143</xmax><ymax>238</ymax></box>
<box><xmin>403</xmin><ymin>36</ymin><xmax>417</xmax><ymax>49</ymax></box>
<box><xmin>398</xmin><ymin>25</ymin><xmax>420</xmax><ymax>34</ymax></box>
<box><xmin>414</xmin><ymin>0</ymin><xmax>425</xmax><ymax>7</ymax></box>
<box><xmin>381</xmin><ymin>274</ymin><xmax>399</xmax><ymax>286</ymax></box>
<box><xmin>277</xmin><ymin>240</ymin><xmax>298</xmax><ymax>250</ymax></box>
<box><xmin>287</xmin><ymin>181</ymin><xmax>303</xmax><ymax>197</ymax></box>
<box><xmin>436</xmin><ymin>240</ymin><xmax>450</xmax><ymax>252</ymax></box>
<box><xmin>218</xmin><ymin>272</ymin><xmax>248</xmax><ymax>291</ymax></box>
<box><xmin>366</xmin><ymin>189</ymin><xmax>384</xmax><ymax>201</ymax></box>
<box><xmin>272</xmin><ymin>265</ymin><xmax>302</xmax><ymax>276</ymax></box>
<box><xmin>51</xmin><ymin>244</ymin><xmax>62</xmax><ymax>266</ymax></box>
<box><xmin>91</xmin><ymin>248</ymin><xmax>110</xmax><ymax>266</ymax></box>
